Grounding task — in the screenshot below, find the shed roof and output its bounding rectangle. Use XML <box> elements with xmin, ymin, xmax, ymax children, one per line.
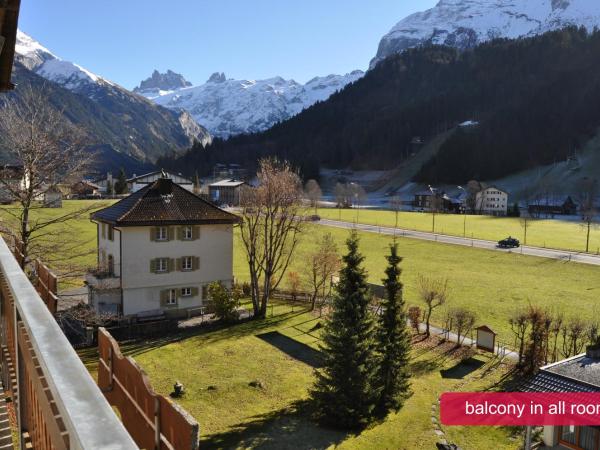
<box><xmin>209</xmin><ymin>179</ymin><xmax>246</xmax><ymax>188</ymax></box>
<box><xmin>92</xmin><ymin>178</ymin><xmax>239</xmax><ymax>226</ymax></box>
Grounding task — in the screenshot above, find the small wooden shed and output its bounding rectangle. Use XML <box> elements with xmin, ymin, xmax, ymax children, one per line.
<box><xmin>476</xmin><ymin>325</ymin><xmax>496</xmax><ymax>353</ymax></box>
<box><xmin>43</xmin><ymin>186</ymin><xmax>63</xmax><ymax>208</ymax></box>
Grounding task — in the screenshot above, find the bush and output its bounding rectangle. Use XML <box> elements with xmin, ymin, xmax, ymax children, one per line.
<box><xmin>208</xmin><ymin>282</ymin><xmax>241</xmax><ymax>323</ymax></box>
<box><xmin>408</xmin><ymin>306</ymin><xmax>422</xmax><ymax>332</ymax></box>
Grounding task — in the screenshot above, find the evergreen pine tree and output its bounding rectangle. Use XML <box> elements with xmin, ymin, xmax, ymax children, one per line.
<box><xmin>311</xmin><ymin>231</ymin><xmax>378</xmax><ymax>429</ymax></box>
<box><xmin>114</xmin><ymin>168</ymin><xmax>128</xmax><ymax>194</ymax></box>
<box><xmin>376</xmin><ymin>243</ymin><xmax>411</xmax><ymax>413</ymax></box>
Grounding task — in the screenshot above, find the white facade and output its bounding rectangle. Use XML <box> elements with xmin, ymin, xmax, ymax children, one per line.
<box><xmin>475</xmin><ymin>186</ymin><xmax>508</xmax><ymax>216</ymax></box>
<box><xmin>89</xmin><ymin>222</ymin><xmax>234</xmax><ymax>317</ymax></box>
<box><xmin>128</xmin><ymin>171</ymin><xmax>193</xmax><ymax>193</ymax></box>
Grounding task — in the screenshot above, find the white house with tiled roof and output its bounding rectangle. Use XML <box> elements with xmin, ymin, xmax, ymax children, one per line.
<box><xmin>86</xmin><ymin>175</ymin><xmax>239</xmax><ymax>317</ymax></box>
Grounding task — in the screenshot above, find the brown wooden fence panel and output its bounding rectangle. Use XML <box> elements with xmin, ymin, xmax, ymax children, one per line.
<box><xmin>34</xmin><ymin>259</ymin><xmax>58</xmax><ymax>315</ymax></box>
<box><xmin>97</xmin><ymin>327</ymin><xmax>199</xmax><ymax>450</ymax></box>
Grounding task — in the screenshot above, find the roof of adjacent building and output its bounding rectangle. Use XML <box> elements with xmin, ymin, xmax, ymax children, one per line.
<box><xmin>92</xmin><ymin>178</ymin><xmax>240</xmax><ymax>226</ymax></box>
<box><xmin>127</xmin><ymin>170</ymin><xmax>192</xmax><ymax>184</ymax></box>
<box><xmin>0</xmin><ymin>0</ymin><xmax>20</xmax><ymax>92</ymax></box>
<box><xmin>520</xmin><ymin>354</ymin><xmax>600</xmax><ymax>393</ymax></box>
<box><xmin>209</xmin><ymin>179</ymin><xmax>246</xmax><ymax>188</ymax></box>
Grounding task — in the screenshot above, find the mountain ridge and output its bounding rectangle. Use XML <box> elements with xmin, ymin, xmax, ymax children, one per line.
<box><xmin>371</xmin><ymin>0</ymin><xmax>600</xmax><ymax>67</ymax></box>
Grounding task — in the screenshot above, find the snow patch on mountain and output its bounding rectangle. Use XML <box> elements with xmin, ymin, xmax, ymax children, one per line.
<box><xmin>133</xmin><ymin>69</ymin><xmax>192</xmax><ymax>98</ymax></box>
<box><xmin>144</xmin><ymin>70</ymin><xmax>364</xmax><ymax>138</ymax></box>
<box><xmin>371</xmin><ymin>0</ymin><xmax>600</xmax><ymax>67</ymax></box>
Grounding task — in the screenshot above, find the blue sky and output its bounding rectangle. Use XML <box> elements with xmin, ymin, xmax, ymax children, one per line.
<box><xmin>19</xmin><ymin>1</ymin><xmax>436</xmax><ymax>89</ymax></box>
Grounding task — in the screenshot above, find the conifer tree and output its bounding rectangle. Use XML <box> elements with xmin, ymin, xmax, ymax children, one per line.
<box><xmin>114</xmin><ymin>167</ymin><xmax>128</xmax><ymax>194</ymax></box>
<box><xmin>376</xmin><ymin>243</ymin><xmax>411</xmax><ymax>413</ymax></box>
<box><xmin>311</xmin><ymin>231</ymin><xmax>378</xmax><ymax>429</ymax></box>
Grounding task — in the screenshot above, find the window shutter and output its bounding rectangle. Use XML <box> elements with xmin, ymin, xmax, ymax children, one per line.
<box><xmin>150</xmin><ymin>227</ymin><xmax>156</xmax><ymax>241</ymax></box>
<box><xmin>202</xmin><ymin>284</ymin><xmax>208</xmax><ymax>300</ymax></box>
<box><xmin>101</xmin><ymin>223</ymin><xmax>106</xmax><ymax>239</ymax></box>
<box><xmin>193</xmin><ymin>256</ymin><xmax>200</xmax><ymax>271</ymax></box>
<box><xmin>191</xmin><ymin>287</ymin><xmax>199</xmax><ymax>297</ymax></box>
<box><xmin>149</xmin><ymin>259</ymin><xmax>156</xmax><ymax>273</ymax></box>
<box><xmin>167</xmin><ymin>258</ymin><xmax>175</xmax><ymax>273</ymax></box>
<box><xmin>176</xmin><ymin>257</ymin><xmax>182</xmax><ymax>271</ymax></box>
<box><xmin>160</xmin><ymin>290</ymin><xmax>168</xmax><ymax>307</ymax></box>
<box><xmin>192</xmin><ymin>226</ymin><xmax>200</xmax><ymax>240</ymax></box>
<box><xmin>177</xmin><ymin>226</ymin><xmax>184</xmax><ymax>240</ymax></box>
<box><xmin>167</xmin><ymin>226</ymin><xmax>174</xmax><ymax>241</ymax></box>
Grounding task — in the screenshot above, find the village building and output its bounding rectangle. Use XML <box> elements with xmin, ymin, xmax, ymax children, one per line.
<box><xmin>522</xmin><ymin>345</ymin><xmax>600</xmax><ymax>449</ymax></box>
<box><xmin>209</xmin><ymin>179</ymin><xmax>246</xmax><ymax>206</ymax></box>
<box><xmin>127</xmin><ymin>170</ymin><xmax>193</xmax><ymax>193</ymax></box>
<box><xmin>528</xmin><ymin>196</ymin><xmax>578</xmax><ymax>217</ymax></box>
<box><xmin>86</xmin><ymin>176</ymin><xmax>239</xmax><ymax>317</ymax></box>
<box><xmin>70</xmin><ymin>180</ymin><xmax>100</xmax><ymax>198</ymax></box>
<box><xmin>43</xmin><ymin>185</ymin><xmax>63</xmax><ymax>208</ymax></box>
<box><xmin>475</xmin><ymin>186</ymin><xmax>508</xmax><ymax>216</ymax></box>
<box><xmin>0</xmin><ymin>164</ymin><xmax>24</xmax><ymax>203</ymax></box>
<box><xmin>413</xmin><ymin>188</ymin><xmax>462</xmax><ymax>213</ymax></box>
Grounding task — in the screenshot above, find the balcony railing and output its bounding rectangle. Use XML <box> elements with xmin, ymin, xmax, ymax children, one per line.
<box><xmin>0</xmin><ymin>236</ymin><xmax>137</xmax><ymax>449</ymax></box>
<box><xmin>86</xmin><ymin>267</ymin><xmax>121</xmax><ymax>290</ymax></box>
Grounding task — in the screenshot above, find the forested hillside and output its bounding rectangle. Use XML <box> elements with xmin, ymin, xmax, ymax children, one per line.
<box><xmin>160</xmin><ymin>27</ymin><xmax>600</xmax><ymax>184</ymax></box>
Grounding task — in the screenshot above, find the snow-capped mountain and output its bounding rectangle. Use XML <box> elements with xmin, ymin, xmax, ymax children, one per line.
<box><xmin>371</xmin><ymin>0</ymin><xmax>600</xmax><ymax>68</ymax></box>
<box><xmin>133</xmin><ymin>69</ymin><xmax>192</xmax><ymax>98</ymax></box>
<box><xmin>141</xmin><ymin>70</ymin><xmax>364</xmax><ymax>138</ymax></box>
<box><xmin>14</xmin><ymin>31</ymin><xmax>211</xmax><ymax>161</ymax></box>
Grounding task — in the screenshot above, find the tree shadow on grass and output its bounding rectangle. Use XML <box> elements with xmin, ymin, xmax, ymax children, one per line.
<box><xmin>440</xmin><ymin>357</ymin><xmax>485</xmax><ymax>379</ymax></box>
<box><xmin>202</xmin><ymin>400</ymin><xmax>351</xmax><ymax>450</ymax></box>
<box><xmin>256</xmin><ymin>331</ymin><xmax>323</xmax><ymax>368</ymax></box>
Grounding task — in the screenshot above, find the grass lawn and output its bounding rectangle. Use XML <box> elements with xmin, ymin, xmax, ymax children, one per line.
<box><xmin>0</xmin><ymin>199</ymin><xmax>113</xmax><ymax>288</ymax></box>
<box><xmin>235</xmin><ymin>224</ymin><xmax>600</xmax><ymax>347</ymax></box>
<box><xmin>315</xmin><ymin>207</ymin><xmax>600</xmax><ymax>254</ymax></box>
<box><xmin>80</xmin><ymin>303</ymin><xmax>521</xmax><ymax>449</ymax></box>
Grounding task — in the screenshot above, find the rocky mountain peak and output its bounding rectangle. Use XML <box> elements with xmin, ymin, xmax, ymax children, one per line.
<box><xmin>134</xmin><ymin>69</ymin><xmax>192</xmax><ymax>94</ymax></box>
<box><xmin>207</xmin><ymin>72</ymin><xmax>226</xmax><ymax>83</ymax></box>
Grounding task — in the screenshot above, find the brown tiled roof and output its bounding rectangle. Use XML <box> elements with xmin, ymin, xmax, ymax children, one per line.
<box><xmin>92</xmin><ymin>178</ymin><xmax>240</xmax><ymax>226</ymax></box>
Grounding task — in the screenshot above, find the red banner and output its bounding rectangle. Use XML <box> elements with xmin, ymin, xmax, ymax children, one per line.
<box><xmin>441</xmin><ymin>392</ymin><xmax>600</xmax><ymax>426</ymax></box>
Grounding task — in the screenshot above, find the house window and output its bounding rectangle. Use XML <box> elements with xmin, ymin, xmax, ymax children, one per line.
<box><xmin>107</xmin><ymin>254</ymin><xmax>114</xmax><ymax>275</ymax></box>
<box><xmin>156</xmin><ymin>226</ymin><xmax>168</xmax><ymax>241</ymax></box>
<box><xmin>182</xmin><ymin>256</ymin><xmax>193</xmax><ymax>271</ymax></box>
<box><xmin>166</xmin><ymin>289</ymin><xmax>177</xmax><ymax>305</ymax></box>
<box><xmin>181</xmin><ymin>287</ymin><xmax>192</xmax><ymax>297</ymax></box>
<box><xmin>156</xmin><ymin>258</ymin><xmax>169</xmax><ymax>273</ymax></box>
<box><xmin>183</xmin><ymin>226</ymin><xmax>193</xmax><ymax>240</ymax></box>
<box><xmin>107</xmin><ymin>225</ymin><xmax>114</xmax><ymax>241</ymax></box>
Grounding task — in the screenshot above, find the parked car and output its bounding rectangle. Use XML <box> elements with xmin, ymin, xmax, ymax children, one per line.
<box><xmin>497</xmin><ymin>237</ymin><xmax>520</xmax><ymax>248</ymax></box>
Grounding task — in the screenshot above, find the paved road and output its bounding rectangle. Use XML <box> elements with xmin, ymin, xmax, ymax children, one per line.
<box><xmin>318</xmin><ymin>218</ymin><xmax>600</xmax><ymax>266</ymax></box>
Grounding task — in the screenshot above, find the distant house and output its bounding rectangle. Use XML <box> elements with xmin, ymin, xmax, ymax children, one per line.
<box><xmin>87</xmin><ymin>176</ymin><xmax>240</xmax><ymax>317</ymax></box>
<box><xmin>413</xmin><ymin>188</ymin><xmax>462</xmax><ymax>213</ymax></box>
<box><xmin>528</xmin><ymin>196</ymin><xmax>578</xmax><ymax>217</ymax></box>
<box><xmin>95</xmin><ymin>172</ymin><xmax>114</xmax><ymax>195</ymax></box>
<box><xmin>127</xmin><ymin>170</ymin><xmax>193</xmax><ymax>193</ymax></box>
<box><xmin>475</xmin><ymin>186</ymin><xmax>508</xmax><ymax>216</ymax></box>
<box><xmin>43</xmin><ymin>186</ymin><xmax>63</xmax><ymax>208</ymax></box>
<box><xmin>521</xmin><ymin>345</ymin><xmax>600</xmax><ymax>449</ymax></box>
<box><xmin>71</xmin><ymin>180</ymin><xmax>100</xmax><ymax>198</ymax></box>
<box><xmin>209</xmin><ymin>179</ymin><xmax>246</xmax><ymax>206</ymax></box>
<box><xmin>0</xmin><ymin>164</ymin><xmax>24</xmax><ymax>204</ymax></box>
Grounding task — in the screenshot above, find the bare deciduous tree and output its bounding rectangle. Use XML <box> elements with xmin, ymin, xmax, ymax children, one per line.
<box><xmin>239</xmin><ymin>158</ymin><xmax>303</xmax><ymax>318</ymax></box>
<box><xmin>449</xmin><ymin>307</ymin><xmax>476</xmax><ymax>346</ymax></box>
<box><xmin>305</xmin><ymin>232</ymin><xmax>340</xmax><ymax>311</ymax></box>
<box><xmin>417</xmin><ymin>275</ymin><xmax>449</xmax><ymax>337</ymax></box>
<box><xmin>577</xmin><ymin>177</ymin><xmax>598</xmax><ymax>253</ymax></box>
<box><xmin>0</xmin><ymin>85</ymin><xmax>97</xmax><ymax>270</ymax></box>
<box><xmin>509</xmin><ymin>308</ymin><xmax>530</xmax><ymax>366</ymax></box>
<box><xmin>304</xmin><ymin>179</ymin><xmax>322</xmax><ymax>215</ymax></box>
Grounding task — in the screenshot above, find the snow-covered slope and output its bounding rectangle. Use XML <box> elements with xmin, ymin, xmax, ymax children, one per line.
<box><xmin>13</xmin><ymin>31</ymin><xmax>211</xmax><ymax>161</ymax></box>
<box><xmin>371</xmin><ymin>0</ymin><xmax>600</xmax><ymax>67</ymax></box>
<box><xmin>142</xmin><ymin>70</ymin><xmax>364</xmax><ymax>138</ymax></box>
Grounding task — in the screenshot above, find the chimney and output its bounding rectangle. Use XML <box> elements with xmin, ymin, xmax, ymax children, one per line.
<box><xmin>157</xmin><ymin>177</ymin><xmax>173</xmax><ymax>195</ymax></box>
<box><xmin>586</xmin><ymin>345</ymin><xmax>600</xmax><ymax>359</ymax></box>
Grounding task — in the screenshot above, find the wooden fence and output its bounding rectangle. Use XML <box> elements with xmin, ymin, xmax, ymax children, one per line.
<box><xmin>98</xmin><ymin>327</ymin><xmax>199</xmax><ymax>450</ymax></box>
<box><xmin>34</xmin><ymin>259</ymin><xmax>58</xmax><ymax>315</ymax></box>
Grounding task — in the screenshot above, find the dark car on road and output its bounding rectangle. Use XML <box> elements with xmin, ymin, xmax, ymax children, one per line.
<box><xmin>497</xmin><ymin>237</ymin><xmax>520</xmax><ymax>248</ymax></box>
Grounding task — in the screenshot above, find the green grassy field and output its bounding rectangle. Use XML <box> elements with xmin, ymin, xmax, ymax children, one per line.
<box><xmin>235</xmin><ymin>224</ymin><xmax>600</xmax><ymax>346</ymax></box>
<box><xmin>79</xmin><ymin>304</ymin><xmax>520</xmax><ymax>449</ymax></box>
<box><xmin>3</xmin><ymin>200</ymin><xmax>599</xmax><ymax>346</ymax></box>
<box><xmin>316</xmin><ymin>207</ymin><xmax>600</xmax><ymax>254</ymax></box>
